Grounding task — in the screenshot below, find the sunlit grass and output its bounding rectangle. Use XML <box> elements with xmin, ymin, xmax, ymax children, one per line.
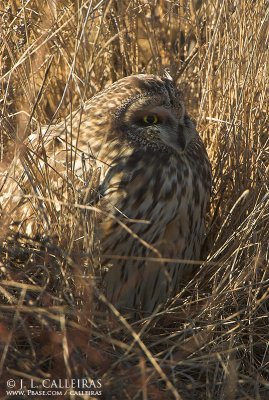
<box><xmin>0</xmin><ymin>1</ymin><xmax>268</xmax><ymax>399</ymax></box>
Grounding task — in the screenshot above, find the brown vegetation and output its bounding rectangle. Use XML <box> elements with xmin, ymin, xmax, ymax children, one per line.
<box><xmin>0</xmin><ymin>1</ymin><xmax>268</xmax><ymax>399</ymax></box>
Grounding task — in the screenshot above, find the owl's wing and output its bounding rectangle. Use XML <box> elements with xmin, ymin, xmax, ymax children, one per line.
<box><xmin>0</xmin><ymin>118</ymin><xmax>101</xmax><ymax>235</ymax></box>
<box><xmin>1</xmin><ymin>97</ymin><xmax>133</xmax><ymax>236</ymax></box>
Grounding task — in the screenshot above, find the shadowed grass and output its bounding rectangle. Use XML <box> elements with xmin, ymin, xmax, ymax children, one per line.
<box><xmin>0</xmin><ymin>1</ymin><xmax>268</xmax><ymax>399</ymax></box>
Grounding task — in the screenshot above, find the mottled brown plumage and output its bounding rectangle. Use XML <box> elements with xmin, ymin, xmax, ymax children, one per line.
<box><xmin>0</xmin><ymin>74</ymin><xmax>212</xmax><ymax>315</ymax></box>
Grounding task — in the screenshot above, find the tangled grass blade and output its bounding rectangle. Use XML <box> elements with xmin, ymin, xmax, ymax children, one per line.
<box><xmin>0</xmin><ymin>1</ymin><xmax>268</xmax><ymax>399</ymax></box>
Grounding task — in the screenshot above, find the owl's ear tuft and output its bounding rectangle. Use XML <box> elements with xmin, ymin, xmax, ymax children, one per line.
<box><xmin>163</xmin><ymin>69</ymin><xmax>173</xmax><ymax>81</ymax></box>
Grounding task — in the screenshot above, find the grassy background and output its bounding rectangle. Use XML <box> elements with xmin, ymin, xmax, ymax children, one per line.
<box><xmin>0</xmin><ymin>1</ymin><xmax>268</xmax><ymax>399</ymax></box>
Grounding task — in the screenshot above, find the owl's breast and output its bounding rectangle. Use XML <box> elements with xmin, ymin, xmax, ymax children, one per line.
<box><xmin>98</xmin><ymin>149</ymin><xmax>210</xmax><ymax>253</ymax></box>
<box><xmin>99</xmin><ymin>145</ymin><xmax>211</xmax><ymax>313</ymax></box>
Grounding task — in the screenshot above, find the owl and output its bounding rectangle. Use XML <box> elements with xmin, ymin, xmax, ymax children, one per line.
<box><xmin>0</xmin><ymin>74</ymin><xmax>212</xmax><ymax>315</ymax></box>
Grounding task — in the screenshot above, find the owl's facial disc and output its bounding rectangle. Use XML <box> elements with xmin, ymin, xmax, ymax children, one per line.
<box><xmin>157</xmin><ymin>123</ymin><xmax>186</xmax><ymax>153</ymax></box>
<box><xmin>128</xmin><ymin>105</ymin><xmax>188</xmax><ymax>153</ymax></box>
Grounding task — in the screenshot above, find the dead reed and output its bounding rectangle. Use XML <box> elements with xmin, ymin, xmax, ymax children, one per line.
<box><xmin>0</xmin><ymin>1</ymin><xmax>268</xmax><ymax>399</ymax></box>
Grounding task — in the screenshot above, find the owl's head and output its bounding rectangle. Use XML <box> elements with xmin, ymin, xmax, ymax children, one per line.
<box><xmin>88</xmin><ymin>74</ymin><xmax>198</xmax><ymax>154</ymax></box>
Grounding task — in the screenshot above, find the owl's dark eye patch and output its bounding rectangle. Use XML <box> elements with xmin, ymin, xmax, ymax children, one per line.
<box><xmin>143</xmin><ymin>114</ymin><xmax>159</xmax><ymax>125</ymax></box>
<box><xmin>135</xmin><ymin>114</ymin><xmax>162</xmax><ymax>126</ymax></box>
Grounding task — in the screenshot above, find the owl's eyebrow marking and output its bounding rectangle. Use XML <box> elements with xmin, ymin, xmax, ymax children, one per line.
<box><xmin>113</xmin><ymin>92</ymin><xmax>153</xmax><ymax>120</ymax></box>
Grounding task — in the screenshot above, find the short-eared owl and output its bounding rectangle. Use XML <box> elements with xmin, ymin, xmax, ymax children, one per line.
<box><xmin>0</xmin><ymin>74</ymin><xmax>212</xmax><ymax>315</ymax></box>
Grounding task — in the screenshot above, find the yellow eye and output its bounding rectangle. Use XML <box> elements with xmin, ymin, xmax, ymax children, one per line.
<box><xmin>143</xmin><ymin>114</ymin><xmax>159</xmax><ymax>125</ymax></box>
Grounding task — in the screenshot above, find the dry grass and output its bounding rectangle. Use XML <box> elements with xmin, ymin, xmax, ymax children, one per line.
<box><xmin>0</xmin><ymin>1</ymin><xmax>268</xmax><ymax>399</ymax></box>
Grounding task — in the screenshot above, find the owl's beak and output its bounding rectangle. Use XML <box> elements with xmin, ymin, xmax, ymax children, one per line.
<box><xmin>158</xmin><ymin>124</ymin><xmax>186</xmax><ymax>154</ymax></box>
<box><xmin>176</xmin><ymin>124</ymin><xmax>187</xmax><ymax>151</ymax></box>
<box><xmin>163</xmin><ymin>115</ymin><xmax>198</xmax><ymax>154</ymax></box>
